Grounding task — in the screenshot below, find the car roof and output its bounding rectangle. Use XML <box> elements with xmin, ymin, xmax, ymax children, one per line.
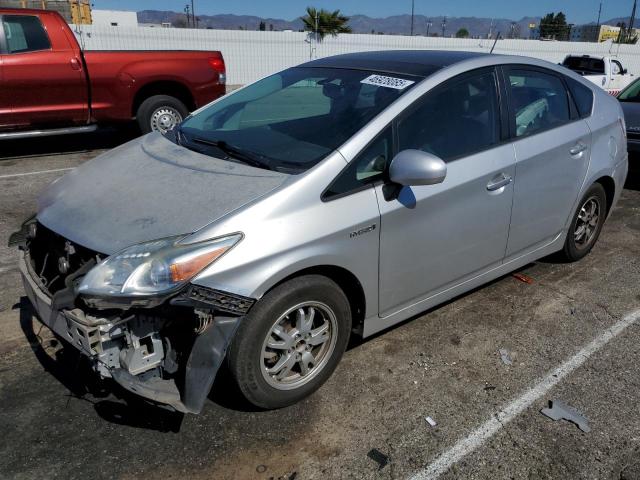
<box><xmin>301</xmin><ymin>50</ymin><xmax>492</xmax><ymax>78</ymax></box>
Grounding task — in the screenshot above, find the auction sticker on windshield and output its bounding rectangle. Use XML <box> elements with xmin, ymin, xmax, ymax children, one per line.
<box><xmin>361</xmin><ymin>74</ymin><xmax>415</xmax><ymax>90</ymax></box>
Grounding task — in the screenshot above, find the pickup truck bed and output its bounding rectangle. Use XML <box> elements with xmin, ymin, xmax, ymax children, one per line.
<box><xmin>0</xmin><ymin>9</ymin><xmax>226</xmax><ymax>137</ymax></box>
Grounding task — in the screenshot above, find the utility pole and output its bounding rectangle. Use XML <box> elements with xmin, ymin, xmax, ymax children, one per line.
<box><xmin>410</xmin><ymin>0</ymin><xmax>415</xmax><ymax>36</ymax></box>
<box><xmin>426</xmin><ymin>18</ymin><xmax>432</xmax><ymax>36</ymax></box>
<box><xmin>596</xmin><ymin>1</ymin><xmax>603</xmax><ymax>29</ymax></box>
<box><xmin>184</xmin><ymin>4</ymin><xmax>190</xmax><ymax>28</ymax></box>
<box><xmin>191</xmin><ymin>0</ymin><xmax>196</xmax><ymax>28</ymax></box>
<box><xmin>628</xmin><ymin>0</ymin><xmax>637</xmax><ymax>42</ymax></box>
<box><xmin>442</xmin><ymin>16</ymin><xmax>446</xmax><ymax>37</ymax></box>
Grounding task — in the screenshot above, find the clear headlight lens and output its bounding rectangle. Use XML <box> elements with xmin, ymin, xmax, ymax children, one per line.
<box><xmin>78</xmin><ymin>234</ymin><xmax>241</xmax><ymax>297</ymax></box>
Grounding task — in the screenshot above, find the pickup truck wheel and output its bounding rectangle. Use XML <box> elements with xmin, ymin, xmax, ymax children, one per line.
<box><xmin>137</xmin><ymin>95</ymin><xmax>188</xmax><ymax>134</ymax></box>
<box><xmin>228</xmin><ymin>275</ymin><xmax>351</xmax><ymax>409</ymax></box>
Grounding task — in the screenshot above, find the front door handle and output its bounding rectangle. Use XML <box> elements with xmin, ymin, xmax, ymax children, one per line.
<box><xmin>569</xmin><ymin>142</ymin><xmax>588</xmax><ymax>156</ymax></box>
<box><xmin>70</xmin><ymin>57</ymin><xmax>82</xmax><ymax>71</ymax></box>
<box><xmin>486</xmin><ymin>173</ymin><xmax>513</xmax><ymax>191</ymax></box>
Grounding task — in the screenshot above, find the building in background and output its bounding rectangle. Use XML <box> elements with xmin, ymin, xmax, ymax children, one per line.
<box><xmin>139</xmin><ymin>22</ymin><xmax>172</xmax><ymax>28</ymax></box>
<box><xmin>91</xmin><ymin>9</ymin><xmax>137</xmax><ymax>27</ymax></box>
<box><xmin>0</xmin><ymin>0</ymin><xmax>91</xmax><ymax>23</ymax></box>
<box><xmin>569</xmin><ymin>24</ymin><xmax>633</xmax><ymax>42</ymax></box>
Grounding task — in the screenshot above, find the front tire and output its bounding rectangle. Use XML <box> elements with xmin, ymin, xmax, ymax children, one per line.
<box><xmin>228</xmin><ymin>275</ymin><xmax>351</xmax><ymax>409</ymax></box>
<box><xmin>560</xmin><ymin>183</ymin><xmax>607</xmax><ymax>262</ymax></box>
<box><xmin>136</xmin><ymin>95</ymin><xmax>188</xmax><ymax>134</ymax></box>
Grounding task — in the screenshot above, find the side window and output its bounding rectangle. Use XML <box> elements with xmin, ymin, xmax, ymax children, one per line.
<box><xmin>2</xmin><ymin>15</ymin><xmax>50</xmax><ymax>54</ymax></box>
<box><xmin>397</xmin><ymin>70</ymin><xmax>500</xmax><ymax>161</ymax></box>
<box><xmin>323</xmin><ymin>127</ymin><xmax>393</xmax><ymax>200</ymax></box>
<box><xmin>508</xmin><ymin>69</ymin><xmax>570</xmax><ymax>137</ymax></box>
<box><xmin>566</xmin><ymin>78</ymin><xmax>594</xmax><ymax>118</ymax></box>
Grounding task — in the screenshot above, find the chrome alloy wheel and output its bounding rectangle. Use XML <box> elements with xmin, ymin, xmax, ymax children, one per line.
<box><xmin>574</xmin><ymin>196</ymin><xmax>600</xmax><ymax>249</ymax></box>
<box><xmin>261</xmin><ymin>302</ymin><xmax>338</xmax><ymax>390</ymax></box>
<box><xmin>150</xmin><ymin>107</ymin><xmax>183</xmax><ymax>133</ymax></box>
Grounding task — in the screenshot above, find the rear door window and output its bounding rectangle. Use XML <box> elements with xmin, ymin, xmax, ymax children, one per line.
<box><xmin>507</xmin><ymin>69</ymin><xmax>571</xmax><ymax>137</ymax></box>
<box><xmin>2</xmin><ymin>15</ymin><xmax>51</xmax><ymax>54</ymax></box>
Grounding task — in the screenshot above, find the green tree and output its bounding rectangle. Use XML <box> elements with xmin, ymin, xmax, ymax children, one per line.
<box><xmin>301</xmin><ymin>7</ymin><xmax>352</xmax><ymax>41</ymax></box>
<box><xmin>259</xmin><ymin>20</ymin><xmax>266</xmax><ymax>31</ymax></box>
<box><xmin>539</xmin><ymin>12</ymin><xmax>569</xmax><ymax>40</ymax></box>
<box><xmin>455</xmin><ymin>27</ymin><xmax>470</xmax><ymax>38</ymax></box>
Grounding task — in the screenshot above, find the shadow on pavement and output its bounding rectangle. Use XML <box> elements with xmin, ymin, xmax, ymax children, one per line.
<box><xmin>0</xmin><ymin>125</ymin><xmax>140</xmax><ymax>160</ymax></box>
<box><xmin>16</xmin><ymin>296</ymin><xmax>184</xmax><ymax>432</ymax></box>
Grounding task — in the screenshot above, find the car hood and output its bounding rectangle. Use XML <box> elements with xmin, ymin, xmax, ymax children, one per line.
<box><xmin>37</xmin><ymin>133</ymin><xmax>288</xmax><ymax>255</ymax></box>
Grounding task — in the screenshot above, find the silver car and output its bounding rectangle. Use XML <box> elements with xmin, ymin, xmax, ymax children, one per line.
<box><xmin>15</xmin><ymin>51</ymin><xmax>628</xmax><ymax>413</ymax></box>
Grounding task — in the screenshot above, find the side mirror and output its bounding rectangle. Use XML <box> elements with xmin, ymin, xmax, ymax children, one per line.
<box><xmin>389</xmin><ymin>149</ymin><xmax>447</xmax><ymax>186</ymax></box>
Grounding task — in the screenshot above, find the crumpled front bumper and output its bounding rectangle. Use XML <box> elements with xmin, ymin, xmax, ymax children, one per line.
<box><xmin>19</xmin><ymin>249</ymin><xmax>243</xmax><ymax>414</ymax></box>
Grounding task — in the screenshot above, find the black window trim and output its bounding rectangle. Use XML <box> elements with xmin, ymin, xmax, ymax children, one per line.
<box><xmin>499</xmin><ymin>64</ymin><xmax>583</xmax><ymax>141</ymax></box>
<box><xmin>394</xmin><ymin>65</ymin><xmax>509</xmax><ymax>164</ymax></box>
<box><xmin>321</xmin><ymin>124</ymin><xmax>394</xmax><ymax>202</ymax></box>
<box><xmin>1</xmin><ymin>14</ymin><xmax>52</xmax><ymax>55</ymax></box>
<box><xmin>0</xmin><ymin>16</ymin><xmax>8</xmax><ymax>54</ymax></box>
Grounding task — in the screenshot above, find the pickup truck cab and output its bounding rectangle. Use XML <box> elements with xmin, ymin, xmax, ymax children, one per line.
<box><xmin>562</xmin><ymin>55</ymin><xmax>634</xmax><ymax>96</ymax></box>
<box><xmin>0</xmin><ymin>9</ymin><xmax>226</xmax><ymax>138</ymax></box>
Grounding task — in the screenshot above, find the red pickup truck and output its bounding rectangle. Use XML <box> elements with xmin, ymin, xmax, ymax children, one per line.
<box><xmin>0</xmin><ymin>9</ymin><xmax>226</xmax><ymax>138</ymax></box>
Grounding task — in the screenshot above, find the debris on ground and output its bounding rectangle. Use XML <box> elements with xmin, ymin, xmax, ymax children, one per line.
<box><xmin>483</xmin><ymin>383</ymin><xmax>497</xmax><ymax>391</ymax></box>
<box><xmin>540</xmin><ymin>399</ymin><xmax>591</xmax><ymax>433</ymax></box>
<box><xmin>499</xmin><ymin>348</ymin><xmax>514</xmax><ymax>366</ymax></box>
<box><xmin>512</xmin><ymin>272</ymin><xmax>535</xmax><ymax>284</ymax></box>
<box><xmin>367</xmin><ymin>448</ymin><xmax>390</xmax><ymax>470</ymax></box>
<box><xmin>425</xmin><ymin>416</ymin><xmax>437</xmax><ymax>427</ymax></box>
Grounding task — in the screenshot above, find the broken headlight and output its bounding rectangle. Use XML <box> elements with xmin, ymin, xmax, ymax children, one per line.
<box><xmin>78</xmin><ymin>234</ymin><xmax>241</xmax><ymax>298</ymax></box>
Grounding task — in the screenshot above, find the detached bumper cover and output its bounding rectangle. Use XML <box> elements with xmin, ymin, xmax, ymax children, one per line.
<box><xmin>19</xmin><ymin>250</ymin><xmax>243</xmax><ymax>414</ymax></box>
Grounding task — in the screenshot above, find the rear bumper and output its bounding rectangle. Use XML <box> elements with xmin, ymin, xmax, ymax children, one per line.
<box><xmin>627</xmin><ymin>139</ymin><xmax>640</xmax><ymax>153</ymax></box>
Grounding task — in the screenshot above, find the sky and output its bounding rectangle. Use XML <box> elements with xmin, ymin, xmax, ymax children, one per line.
<box><xmin>92</xmin><ymin>0</ymin><xmax>637</xmax><ymax>25</ymax></box>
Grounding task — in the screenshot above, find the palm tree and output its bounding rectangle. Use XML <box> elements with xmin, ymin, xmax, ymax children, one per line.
<box><xmin>301</xmin><ymin>7</ymin><xmax>352</xmax><ymax>41</ymax></box>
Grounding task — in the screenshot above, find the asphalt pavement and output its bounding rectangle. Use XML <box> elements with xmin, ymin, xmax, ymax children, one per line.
<box><xmin>0</xmin><ymin>130</ymin><xmax>639</xmax><ymax>480</ymax></box>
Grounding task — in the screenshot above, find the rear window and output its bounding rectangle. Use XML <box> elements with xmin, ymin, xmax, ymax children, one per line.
<box><xmin>2</xmin><ymin>15</ymin><xmax>51</xmax><ymax>53</ymax></box>
<box><xmin>562</xmin><ymin>57</ymin><xmax>605</xmax><ymax>75</ymax></box>
<box><xmin>566</xmin><ymin>78</ymin><xmax>594</xmax><ymax>118</ymax></box>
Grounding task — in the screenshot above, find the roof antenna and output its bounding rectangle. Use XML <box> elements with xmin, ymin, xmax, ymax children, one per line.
<box><xmin>490</xmin><ymin>32</ymin><xmax>501</xmax><ymax>54</ymax></box>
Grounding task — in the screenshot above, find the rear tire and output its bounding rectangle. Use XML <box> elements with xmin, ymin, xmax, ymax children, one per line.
<box><xmin>136</xmin><ymin>95</ymin><xmax>188</xmax><ymax>134</ymax></box>
<box><xmin>559</xmin><ymin>183</ymin><xmax>607</xmax><ymax>262</ymax></box>
<box><xmin>228</xmin><ymin>275</ymin><xmax>351</xmax><ymax>409</ymax></box>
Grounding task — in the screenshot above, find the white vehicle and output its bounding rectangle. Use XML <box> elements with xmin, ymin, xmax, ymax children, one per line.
<box><xmin>562</xmin><ymin>55</ymin><xmax>634</xmax><ymax>95</ymax></box>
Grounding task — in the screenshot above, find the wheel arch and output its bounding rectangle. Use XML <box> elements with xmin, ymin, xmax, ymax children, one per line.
<box><xmin>264</xmin><ymin>265</ymin><xmax>367</xmax><ymax>337</ymax></box>
<box><xmin>594</xmin><ymin>175</ymin><xmax>616</xmax><ymax>216</ymax></box>
<box><xmin>132</xmin><ymin>80</ymin><xmax>195</xmax><ymax>117</ymax></box>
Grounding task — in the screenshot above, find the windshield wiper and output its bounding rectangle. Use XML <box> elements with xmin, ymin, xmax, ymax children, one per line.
<box><xmin>191</xmin><ymin>137</ymin><xmax>273</xmax><ymax>170</ymax></box>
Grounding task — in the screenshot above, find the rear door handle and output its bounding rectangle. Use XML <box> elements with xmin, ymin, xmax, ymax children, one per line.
<box><xmin>486</xmin><ymin>173</ymin><xmax>513</xmax><ymax>191</ymax></box>
<box><xmin>569</xmin><ymin>142</ymin><xmax>588</xmax><ymax>156</ymax></box>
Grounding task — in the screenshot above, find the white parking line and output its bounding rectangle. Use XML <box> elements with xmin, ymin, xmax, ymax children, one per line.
<box><xmin>0</xmin><ymin>167</ymin><xmax>74</xmax><ymax>180</ymax></box>
<box><xmin>409</xmin><ymin>308</ymin><xmax>640</xmax><ymax>480</ymax></box>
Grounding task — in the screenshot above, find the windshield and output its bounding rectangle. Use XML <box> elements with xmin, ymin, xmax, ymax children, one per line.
<box><xmin>175</xmin><ymin>67</ymin><xmax>418</xmax><ymax>173</ymax></box>
<box><xmin>618</xmin><ymin>79</ymin><xmax>640</xmax><ymax>102</ymax></box>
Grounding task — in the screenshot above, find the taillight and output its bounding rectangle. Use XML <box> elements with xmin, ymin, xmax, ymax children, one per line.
<box><xmin>208</xmin><ymin>57</ymin><xmax>226</xmax><ymax>84</ymax></box>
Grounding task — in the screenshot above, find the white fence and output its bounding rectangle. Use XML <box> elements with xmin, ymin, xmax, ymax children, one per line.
<box><xmin>71</xmin><ymin>24</ymin><xmax>640</xmax><ymax>86</ymax></box>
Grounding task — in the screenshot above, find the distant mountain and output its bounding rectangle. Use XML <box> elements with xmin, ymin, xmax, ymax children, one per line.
<box><xmin>137</xmin><ymin>10</ymin><xmax>303</xmax><ymax>31</ymax></box>
<box><xmin>137</xmin><ymin>10</ymin><xmax>542</xmax><ymax>37</ymax></box>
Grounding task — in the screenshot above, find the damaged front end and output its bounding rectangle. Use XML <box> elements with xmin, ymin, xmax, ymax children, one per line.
<box><xmin>15</xmin><ymin>219</ymin><xmax>254</xmax><ymax>414</ymax></box>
